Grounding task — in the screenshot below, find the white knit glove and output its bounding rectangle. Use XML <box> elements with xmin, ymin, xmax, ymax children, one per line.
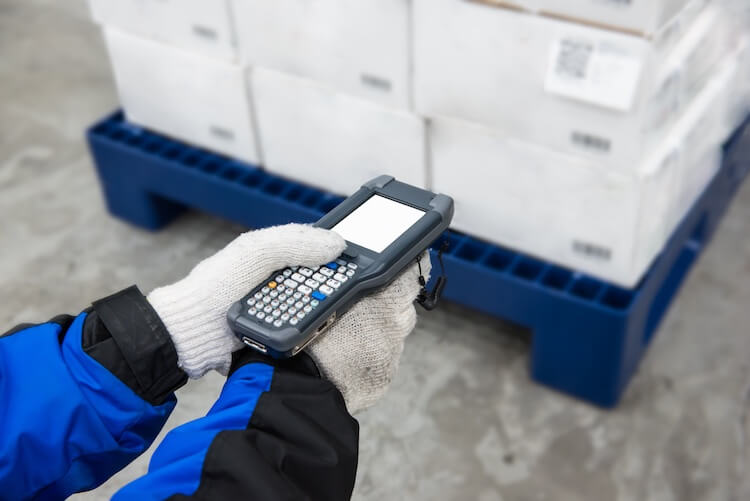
<box><xmin>148</xmin><ymin>224</ymin><xmax>346</xmax><ymax>378</ymax></box>
<box><xmin>307</xmin><ymin>254</ymin><xmax>431</xmax><ymax>414</ymax></box>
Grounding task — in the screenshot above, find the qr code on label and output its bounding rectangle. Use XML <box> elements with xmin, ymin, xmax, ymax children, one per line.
<box><xmin>555</xmin><ymin>39</ymin><xmax>594</xmax><ymax>80</ymax></box>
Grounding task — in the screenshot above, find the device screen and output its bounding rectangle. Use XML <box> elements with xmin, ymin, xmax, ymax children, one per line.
<box><xmin>331</xmin><ymin>195</ymin><xmax>425</xmax><ymax>253</ymax></box>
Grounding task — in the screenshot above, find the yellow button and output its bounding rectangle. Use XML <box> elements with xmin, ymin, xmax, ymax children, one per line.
<box><xmin>268</xmin><ymin>281</ymin><xmax>277</xmax><ymax>289</ymax></box>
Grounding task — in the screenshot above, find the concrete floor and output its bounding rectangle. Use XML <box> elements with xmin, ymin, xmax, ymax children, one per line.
<box><xmin>2</xmin><ymin>1</ymin><xmax>750</xmax><ymax>499</ymax></box>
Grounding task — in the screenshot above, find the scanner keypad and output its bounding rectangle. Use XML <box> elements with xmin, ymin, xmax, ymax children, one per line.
<box><xmin>246</xmin><ymin>260</ymin><xmax>356</xmax><ymax>328</ymax></box>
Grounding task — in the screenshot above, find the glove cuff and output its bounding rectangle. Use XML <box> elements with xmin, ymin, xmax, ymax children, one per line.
<box><xmin>148</xmin><ymin>279</ymin><xmax>243</xmax><ymax>379</ymax></box>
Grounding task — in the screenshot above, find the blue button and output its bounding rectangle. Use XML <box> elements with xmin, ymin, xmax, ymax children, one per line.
<box><xmin>326</xmin><ymin>262</ymin><xmax>339</xmax><ymax>270</ymax></box>
<box><xmin>312</xmin><ymin>291</ymin><xmax>327</xmax><ymax>301</ymax></box>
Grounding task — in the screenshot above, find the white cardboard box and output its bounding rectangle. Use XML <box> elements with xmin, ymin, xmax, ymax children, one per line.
<box><xmin>232</xmin><ymin>0</ymin><xmax>411</xmax><ymax>109</ymax></box>
<box><xmin>508</xmin><ymin>0</ymin><xmax>704</xmax><ymax>38</ymax></box>
<box><xmin>415</xmin><ymin>0</ymin><xmax>728</xmax><ymax>169</ymax></box>
<box><xmin>430</xmin><ymin>55</ymin><xmax>738</xmax><ymax>287</ymax></box>
<box><xmin>89</xmin><ymin>0</ymin><xmax>236</xmax><ymax>61</ymax></box>
<box><xmin>251</xmin><ymin>68</ymin><xmax>426</xmax><ymax>196</ymax></box>
<box><xmin>104</xmin><ymin>28</ymin><xmax>260</xmax><ymax>164</ymax></box>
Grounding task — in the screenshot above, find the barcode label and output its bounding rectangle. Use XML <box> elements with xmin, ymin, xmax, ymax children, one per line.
<box><xmin>210</xmin><ymin>126</ymin><xmax>235</xmax><ymax>141</ymax></box>
<box><xmin>545</xmin><ymin>36</ymin><xmax>644</xmax><ymax>111</ymax></box>
<box><xmin>573</xmin><ymin>241</ymin><xmax>612</xmax><ymax>261</ymax></box>
<box><xmin>571</xmin><ymin>132</ymin><xmax>611</xmax><ymax>153</ymax></box>
<box><xmin>361</xmin><ymin>74</ymin><xmax>392</xmax><ymax>92</ymax></box>
<box><xmin>555</xmin><ymin>39</ymin><xmax>594</xmax><ymax>81</ymax></box>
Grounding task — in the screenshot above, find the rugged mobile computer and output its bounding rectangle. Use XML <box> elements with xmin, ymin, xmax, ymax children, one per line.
<box><xmin>227</xmin><ymin>175</ymin><xmax>454</xmax><ymax>358</ymax></box>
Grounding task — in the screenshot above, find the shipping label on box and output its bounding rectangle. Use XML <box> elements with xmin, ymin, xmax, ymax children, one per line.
<box><xmin>545</xmin><ymin>36</ymin><xmax>644</xmax><ymax>111</ymax></box>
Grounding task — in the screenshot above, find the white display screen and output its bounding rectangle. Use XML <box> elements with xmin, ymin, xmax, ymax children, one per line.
<box><xmin>331</xmin><ymin>195</ymin><xmax>425</xmax><ymax>253</ymax></box>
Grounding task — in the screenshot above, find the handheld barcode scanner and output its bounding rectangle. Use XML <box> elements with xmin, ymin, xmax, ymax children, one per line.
<box><xmin>227</xmin><ymin>175</ymin><xmax>454</xmax><ymax>358</ymax></box>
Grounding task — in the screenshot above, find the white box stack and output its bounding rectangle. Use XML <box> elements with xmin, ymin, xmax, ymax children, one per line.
<box><xmin>416</xmin><ymin>0</ymin><xmax>747</xmax><ymax>286</ymax></box>
<box><xmin>88</xmin><ymin>0</ymin><xmax>750</xmax><ymax>286</ymax></box>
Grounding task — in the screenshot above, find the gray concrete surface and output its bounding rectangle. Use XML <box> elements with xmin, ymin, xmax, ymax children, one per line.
<box><xmin>1</xmin><ymin>1</ymin><xmax>749</xmax><ymax>499</ymax></box>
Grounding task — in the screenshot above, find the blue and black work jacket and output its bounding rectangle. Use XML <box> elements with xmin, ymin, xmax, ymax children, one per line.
<box><xmin>0</xmin><ymin>286</ymin><xmax>358</xmax><ymax>500</ymax></box>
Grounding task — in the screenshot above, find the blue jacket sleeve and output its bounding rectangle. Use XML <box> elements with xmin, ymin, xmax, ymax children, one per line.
<box><xmin>0</xmin><ymin>286</ymin><xmax>188</xmax><ymax>500</ymax></box>
<box><xmin>114</xmin><ymin>351</ymin><xmax>359</xmax><ymax>501</ymax></box>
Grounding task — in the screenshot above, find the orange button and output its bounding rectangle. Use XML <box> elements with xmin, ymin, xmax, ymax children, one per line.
<box><xmin>268</xmin><ymin>281</ymin><xmax>277</xmax><ymax>289</ymax></box>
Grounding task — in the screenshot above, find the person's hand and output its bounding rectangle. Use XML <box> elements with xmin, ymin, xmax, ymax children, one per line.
<box><xmin>306</xmin><ymin>253</ymin><xmax>431</xmax><ymax>414</ymax></box>
<box><xmin>148</xmin><ymin>224</ymin><xmax>346</xmax><ymax>378</ymax></box>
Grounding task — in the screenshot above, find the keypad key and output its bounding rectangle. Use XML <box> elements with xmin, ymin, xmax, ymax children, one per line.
<box><xmin>298</xmin><ymin>285</ymin><xmax>313</xmax><ymax>295</ymax></box>
<box><xmin>283</xmin><ymin>269</ymin><xmax>292</xmax><ymax>277</ymax></box>
<box><xmin>265</xmin><ymin>316</ymin><xmax>274</xmax><ymax>324</ymax></box>
<box><xmin>274</xmin><ymin>320</ymin><xmax>283</xmax><ymax>328</ymax></box>
<box><xmin>290</xmin><ymin>318</ymin><xmax>299</xmax><ymax>326</ymax></box>
<box><xmin>289</xmin><ymin>307</ymin><xmax>297</xmax><ymax>315</ymax></box>
<box><xmin>291</xmin><ymin>272</ymin><xmax>306</xmax><ymax>283</ymax></box>
<box><xmin>347</xmin><ymin>263</ymin><xmax>358</xmax><ymax>270</ymax></box>
<box><xmin>310</xmin><ymin>299</ymin><xmax>320</xmax><ymax>307</ymax></box>
<box><xmin>326</xmin><ymin>279</ymin><xmax>341</xmax><ymax>289</ymax></box>
<box><xmin>272</xmin><ymin>310</ymin><xmax>281</xmax><ymax>318</ymax></box>
<box><xmin>275</xmin><ymin>275</ymin><xmax>285</xmax><ymax>283</ymax></box>
<box><xmin>297</xmin><ymin>311</ymin><xmax>306</xmax><ymax>320</ymax></box>
<box><xmin>291</xmin><ymin>266</ymin><xmax>299</xmax><ymax>271</ymax></box>
<box><xmin>284</xmin><ymin>279</ymin><xmax>298</xmax><ymax>289</ymax></box>
<box><xmin>270</xmin><ymin>290</ymin><xmax>279</xmax><ymax>298</ymax></box>
<box><xmin>326</xmin><ymin>262</ymin><xmax>339</xmax><ymax>270</ymax></box>
<box><xmin>278</xmin><ymin>294</ymin><xmax>288</xmax><ymax>302</ymax></box>
<box><xmin>262</xmin><ymin>287</ymin><xmax>271</xmax><ymax>294</ymax></box>
<box><xmin>303</xmin><ymin>305</ymin><xmax>312</xmax><ymax>313</ymax></box>
<box><xmin>247</xmin><ymin>298</ymin><xmax>257</xmax><ymax>306</ymax></box>
<box><xmin>271</xmin><ymin>300</ymin><xmax>280</xmax><ymax>308</ymax></box>
<box><xmin>295</xmin><ymin>301</ymin><xmax>304</xmax><ymax>309</ymax></box>
<box><xmin>301</xmin><ymin>296</ymin><xmax>310</xmax><ymax>304</ymax></box>
<box><xmin>312</xmin><ymin>272</ymin><xmax>327</xmax><ymax>282</ymax></box>
<box><xmin>248</xmin><ymin>307</ymin><xmax>257</xmax><ymax>315</ymax></box>
<box><xmin>254</xmin><ymin>292</ymin><xmax>263</xmax><ymax>300</ymax></box>
<box><xmin>336</xmin><ymin>259</ymin><xmax>347</xmax><ymax>266</ymax></box>
<box><xmin>256</xmin><ymin>312</ymin><xmax>265</xmax><ymax>320</ymax></box>
<box><xmin>299</xmin><ymin>267</ymin><xmax>314</xmax><ymax>277</ymax></box>
<box><xmin>262</xmin><ymin>296</ymin><xmax>272</xmax><ymax>304</ymax></box>
<box><xmin>281</xmin><ymin>313</ymin><xmax>290</xmax><ymax>321</ymax></box>
<box><xmin>293</xmin><ymin>292</ymin><xmax>302</xmax><ymax>300</ymax></box>
<box><xmin>277</xmin><ymin>285</ymin><xmax>286</xmax><ymax>293</ymax></box>
<box><xmin>334</xmin><ymin>273</ymin><xmax>348</xmax><ymax>282</ymax></box>
<box><xmin>304</xmin><ymin>279</ymin><xmax>320</xmax><ymax>289</ymax></box>
<box><xmin>286</xmin><ymin>297</ymin><xmax>295</xmax><ymax>305</ymax></box>
<box><xmin>311</xmin><ymin>291</ymin><xmax>327</xmax><ymax>301</ymax></box>
<box><xmin>319</xmin><ymin>285</ymin><xmax>334</xmax><ymax>295</ymax></box>
<box><xmin>263</xmin><ymin>305</ymin><xmax>273</xmax><ymax>314</ymax></box>
<box><xmin>279</xmin><ymin>303</ymin><xmax>289</xmax><ymax>311</ymax></box>
<box><xmin>346</xmin><ymin>269</ymin><xmax>355</xmax><ymax>278</ymax></box>
<box><xmin>320</xmin><ymin>267</ymin><xmax>335</xmax><ymax>277</ymax></box>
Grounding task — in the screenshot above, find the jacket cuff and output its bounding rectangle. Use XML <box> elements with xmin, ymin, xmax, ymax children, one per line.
<box><xmin>84</xmin><ymin>286</ymin><xmax>188</xmax><ymax>405</ymax></box>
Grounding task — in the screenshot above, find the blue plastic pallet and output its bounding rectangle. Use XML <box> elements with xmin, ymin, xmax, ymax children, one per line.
<box><xmin>87</xmin><ymin>111</ymin><xmax>750</xmax><ymax>408</ymax></box>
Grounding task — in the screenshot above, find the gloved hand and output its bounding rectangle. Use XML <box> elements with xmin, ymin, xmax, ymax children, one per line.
<box><xmin>306</xmin><ymin>254</ymin><xmax>431</xmax><ymax>414</ymax></box>
<box><xmin>148</xmin><ymin>223</ymin><xmax>346</xmax><ymax>378</ymax></box>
